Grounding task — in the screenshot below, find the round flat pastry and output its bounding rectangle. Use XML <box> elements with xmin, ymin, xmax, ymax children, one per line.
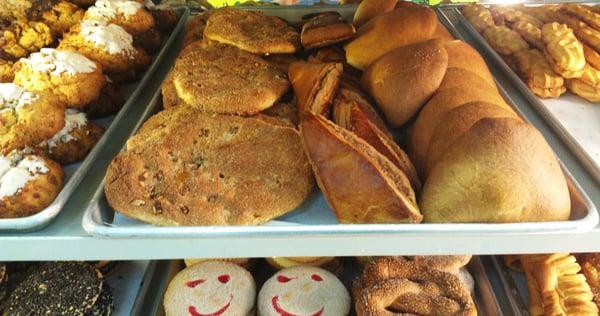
<box><xmin>4</xmin><ymin>262</ymin><xmax>104</xmax><ymax>315</ymax></box>
<box><xmin>171</xmin><ymin>41</ymin><xmax>289</xmax><ymax>115</ymax></box>
<box><xmin>258</xmin><ymin>266</ymin><xmax>351</xmax><ymax>316</ymax></box>
<box><xmin>164</xmin><ymin>261</ymin><xmax>256</xmax><ymax>316</ymax></box>
<box><xmin>204</xmin><ymin>8</ymin><xmax>300</xmax><ymax>55</ymax></box>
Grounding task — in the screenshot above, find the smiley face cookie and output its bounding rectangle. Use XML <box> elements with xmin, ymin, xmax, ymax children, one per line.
<box><xmin>164</xmin><ymin>261</ymin><xmax>256</xmax><ymax>316</ymax></box>
<box><xmin>258</xmin><ymin>266</ymin><xmax>351</xmax><ymax>316</ymax></box>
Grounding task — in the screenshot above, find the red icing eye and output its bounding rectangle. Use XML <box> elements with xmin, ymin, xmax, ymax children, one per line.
<box><xmin>218</xmin><ymin>274</ymin><xmax>230</xmax><ymax>284</ymax></box>
<box><xmin>277</xmin><ymin>275</ymin><xmax>293</xmax><ymax>283</ymax></box>
<box><xmin>311</xmin><ymin>274</ymin><xmax>323</xmax><ymax>281</ymax></box>
<box><xmin>186</xmin><ymin>278</ymin><xmax>206</xmax><ymax>288</ymax></box>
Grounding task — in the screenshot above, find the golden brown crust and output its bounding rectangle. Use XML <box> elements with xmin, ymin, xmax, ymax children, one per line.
<box><xmin>352</xmin><ymin>0</ymin><xmax>398</xmax><ymax>28</ymax></box>
<box><xmin>105</xmin><ymin>106</ymin><xmax>314</xmax><ymax>226</ymax></box>
<box><xmin>555</xmin><ymin>11</ymin><xmax>600</xmax><ymax>57</ymax></box>
<box><xmin>432</xmin><ymin>22</ymin><xmax>454</xmax><ymax>41</ymax></box>
<box><xmin>182</xmin><ymin>12</ymin><xmax>211</xmax><ymax>48</ymax></box>
<box><xmin>442</xmin><ymin>40</ymin><xmax>496</xmax><ymax>87</ymax></box>
<box><xmin>422</xmin><ymin>117</ymin><xmax>571</xmax><ymax>223</ymax></box>
<box><xmin>462</xmin><ymin>4</ymin><xmax>495</xmax><ymax>33</ymax></box>
<box><xmin>171</xmin><ymin>41</ymin><xmax>289</xmax><ymax>115</ymax></box>
<box><xmin>41</xmin><ymin>1</ymin><xmax>84</xmax><ymax>35</ymax></box>
<box><xmin>513</xmin><ymin>49</ymin><xmax>565</xmax><ymax>94</ymax></box>
<box><xmin>562</xmin><ymin>4</ymin><xmax>600</xmax><ymax>32</ymax></box>
<box><xmin>204</xmin><ymin>8</ymin><xmax>300</xmax><ymax>55</ymax></box>
<box><xmin>511</xmin><ymin>20</ymin><xmax>545</xmax><ymax>50</ymax></box>
<box><xmin>300</xmin><ymin>112</ymin><xmax>421</xmax><ymax>224</ymax></box>
<box><xmin>404</xmin><ymin>255</ymin><xmax>472</xmax><ymax>274</ymax></box>
<box><xmin>84</xmin><ymin>3</ymin><xmax>155</xmax><ymax>36</ymax></box>
<box><xmin>483</xmin><ymin>25</ymin><xmax>529</xmax><ymax>56</ymax></box>
<box><xmin>288</xmin><ymin>61</ymin><xmax>342</xmax><ymax>117</ymax></box>
<box><xmin>300</xmin><ymin>12</ymin><xmax>355</xmax><ymax>50</ymax></box>
<box><xmin>566</xmin><ymin>78</ymin><xmax>600</xmax><ymax>103</ymax></box>
<box><xmin>438</xmin><ymin>67</ymin><xmax>499</xmax><ymax>95</ymax></box>
<box><xmin>541</xmin><ymin>22</ymin><xmax>586</xmax><ymax>79</ymax></box>
<box><xmin>583</xmin><ymin>43</ymin><xmax>600</xmax><ymax>69</ymax></box>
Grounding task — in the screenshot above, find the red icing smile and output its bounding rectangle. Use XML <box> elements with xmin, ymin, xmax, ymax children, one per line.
<box><xmin>271</xmin><ymin>295</ymin><xmax>324</xmax><ymax>316</ymax></box>
<box><xmin>188</xmin><ymin>294</ymin><xmax>233</xmax><ymax>316</ymax></box>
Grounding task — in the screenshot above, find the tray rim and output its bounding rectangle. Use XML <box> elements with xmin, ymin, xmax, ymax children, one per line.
<box><xmin>440</xmin><ymin>5</ymin><xmax>600</xmax><ymax>185</ymax></box>
<box><xmin>0</xmin><ymin>7</ymin><xmax>190</xmax><ymax>232</ymax></box>
<box><xmin>491</xmin><ymin>256</ymin><xmax>530</xmax><ymax>316</ymax></box>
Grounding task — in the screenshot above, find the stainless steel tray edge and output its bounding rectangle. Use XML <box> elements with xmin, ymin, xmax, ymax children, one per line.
<box><xmin>0</xmin><ymin>7</ymin><xmax>189</xmax><ymax>232</ymax></box>
<box><xmin>491</xmin><ymin>256</ymin><xmax>530</xmax><ymax>316</ymax></box>
<box><xmin>443</xmin><ymin>6</ymin><xmax>600</xmax><ymax>184</ymax></box>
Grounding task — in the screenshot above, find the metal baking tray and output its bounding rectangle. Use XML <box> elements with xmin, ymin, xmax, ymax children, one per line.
<box><xmin>130</xmin><ymin>256</ymin><xmax>505</xmax><ymax>316</ymax></box>
<box><xmin>491</xmin><ymin>256</ymin><xmax>532</xmax><ymax>316</ymax></box>
<box><xmin>106</xmin><ymin>260</ymin><xmax>154</xmax><ymax>316</ymax></box>
<box><xmin>0</xmin><ymin>7</ymin><xmax>189</xmax><ymax>232</ymax></box>
<box><xmin>441</xmin><ymin>6</ymin><xmax>600</xmax><ymax>184</ymax></box>
<box><xmin>82</xmin><ymin>7</ymin><xmax>597</xmax><ymax>238</ymax></box>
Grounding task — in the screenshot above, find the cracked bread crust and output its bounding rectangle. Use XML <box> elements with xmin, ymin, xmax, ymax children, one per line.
<box><xmin>105</xmin><ymin>106</ymin><xmax>314</xmax><ymax>226</ymax></box>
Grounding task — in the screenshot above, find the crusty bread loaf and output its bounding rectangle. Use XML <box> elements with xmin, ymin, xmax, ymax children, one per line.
<box><xmin>433</xmin><ymin>22</ymin><xmax>454</xmax><ymax>41</ymax></box>
<box><xmin>345</xmin><ymin>4</ymin><xmax>438</xmax><ymax>70</ymax></box>
<box><xmin>438</xmin><ymin>67</ymin><xmax>499</xmax><ymax>94</ymax></box>
<box><xmin>352</xmin><ymin>0</ymin><xmax>398</xmax><ymax>28</ymax></box>
<box><xmin>288</xmin><ymin>61</ymin><xmax>343</xmax><ymax>117</ymax></box>
<box><xmin>362</xmin><ymin>39</ymin><xmax>448</xmax><ymax>127</ymax></box>
<box><xmin>105</xmin><ymin>106</ymin><xmax>314</xmax><ymax>226</ymax></box>
<box><xmin>421</xmin><ymin>117</ymin><xmax>571</xmax><ymax>223</ymax></box>
<box><xmin>424</xmin><ymin>102</ymin><xmax>519</xmax><ymax>175</ymax></box>
<box><xmin>409</xmin><ymin>87</ymin><xmax>509</xmax><ymax>174</ymax></box>
<box><xmin>443</xmin><ymin>40</ymin><xmax>496</xmax><ymax>86</ymax></box>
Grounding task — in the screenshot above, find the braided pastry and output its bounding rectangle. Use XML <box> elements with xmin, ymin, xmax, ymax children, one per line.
<box><xmin>462</xmin><ymin>4</ymin><xmax>495</xmax><ymax>33</ymax></box>
<box><xmin>555</xmin><ymin>11</ymin><xmax>600</xmax><ymax>54</ymax></box>
<box><xmin>483</xmin><ymin>25</ymin><xmax>529</xmax><ymax>56</ymax></box>
<box><xmin>511</xmin><ymin>20</ymin><xmax>544</xmax><ymax>50</ymax></box>
<box><xmin>521</xmin><ymin>254</ymin><xmax>599</xmax><ymax>316</ymax></box>
<box><xmin>562</xmin><ymin>5</ymin><xmax>600</xmax><ymax>32</ymax></box>
<box><xmin>541</xmin><ymin>22</ymin><xmax>586</xmax><ymax>78</ymax></box>
<box><xmin>353</xmin><ymin>257</ymin><xmax>476</xmax><ymax>316</ymax></box>
<box><xmin>513</xmin><ymin>49</ymin><xmax>566</xmax><ymax>98</ymax></box>
<box><xmin>576</xmin><ymin>253</ymin><xmax>600</xmax><ymax>309</ymax></box>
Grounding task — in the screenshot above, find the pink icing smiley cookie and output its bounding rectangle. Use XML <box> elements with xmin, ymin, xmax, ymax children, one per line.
<box><xmin>258</xmin><ymin>266</ymin><xmax>350</xmax><ymax>316</ymax></box>
<box><xmin>164</xmin><ymin>261</ymin><xmax>256</xmax><ymax>316</ymax></box>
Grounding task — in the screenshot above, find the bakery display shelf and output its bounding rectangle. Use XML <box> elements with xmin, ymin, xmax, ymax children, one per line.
<box><xmin>131</xmin><ymin>256</ymin><xmax>506</xmax><ymax>316</ymax></box>
<box><xmin>441</xmin><ymin>5</ymin><xmax>600</xmax><ymax>184</ymax></box>
<box><xmin>106</xmin><ymin>260</ymin><xmax>155</xmax><ymax>316</ymax></box>
<box><xmin>0</xmin><ymin>7</ymin><xmax>190</xmax><ymax>233</ymax></box>
<box><xmin>491</xmin><ymin>256</ymin><xmax>530</xmax><ymax>316</ymax></box>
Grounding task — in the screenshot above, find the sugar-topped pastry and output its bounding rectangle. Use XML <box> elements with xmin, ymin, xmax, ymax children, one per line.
<box><xmin>0</xmin><ymin>83</ymin><xmax>65</xmax><ymax>155</ymax></box>
<box><xmin>258</xmin><ymin>266</ymin><xmax>351</xmax><ymax>316</ymax></box>
<box><xmin>0</xmin><ymin>152</ymin><xmax>64</xmax><ymax>218</ymax></box>
<box><xmin>58</xmin><ymin>20</ymin><xmax>151</xmax><ymax>80</ymax></box>
<box><xmin>38</xmin><ymin>109</ymin><xmax>104</xmax><ymax>164</ymax></box>
<box><xmin>13</xmin><ymin>48</ymin><xmax>106</xmax><ymax>108</ymax></box>
<box><xmin>164</xmin><ymin>261</ymin><xmax>256</xmax><ymax>316</ymax></box>
<box><xmin>85</xmin><ymin>0</ymin><xmax>155</xmax><ymax>36</ymax></box>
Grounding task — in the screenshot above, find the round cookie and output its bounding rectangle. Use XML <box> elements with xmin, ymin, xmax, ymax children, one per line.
<box><xmin>164</xmin><ymin>261</ymin><xmax>256</xmax><ymax>316</ymax></box>
<box><xmin>258</xmin><ymin>266</ymin><xmax>350</xmax><ymax>316</ymax></box>
<box><xmin>84</xmin><ymin>0</ymin><xmax>155</xmax><ymax>36</ymax></box>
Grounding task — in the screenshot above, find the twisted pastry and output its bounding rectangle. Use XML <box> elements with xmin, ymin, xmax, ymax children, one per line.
<box><xmin>562</xmin><ymin>5</ymin><xmax>600</xmax><ymax>32</ymax></box>
<box><xmin>541</xmin><ymin>22</ymin><xmax>586</xmax><ymax>78</ymax></box>
<box><xmin>462</xmin><ymin>4</ymin><xmax>495</xmax><ymax>33</ymax></box>
<box><xmin>576</xmin><ymin>253</ymin><xmax>600</xmax><ymax>309</ymax></box>
<box><xmin>354</xmin><ymin>257</ymin><xmax>476</xmax><ymax>316</ymax></box>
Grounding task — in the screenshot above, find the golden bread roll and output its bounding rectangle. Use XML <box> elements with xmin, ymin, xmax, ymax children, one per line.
<box><xmin>432</xmin><ymin>22</ymin><xmax>454</xmax><ymax>41</ymax></box>
<box><xmin>409</xmin><ymin>87</ymin><xmax>509</xmax><ymax>174</ymax></box>
<box><xmin>424</xmin><ymin>102</ymin><xmax>519</xmax><ymax>175</ymax></box>
<box><xmin>105</xmin><ymin>107</ymin><xmax>314</xmax><ymax>226</ymax></box>
<box><xmin>438</xmin><ymin>67</ymin><xmax>499</xmax><ymax>94</ymax></box>
<box><xmin>345</xmin><ymin>4</ymin><xmax>438</xmax><ymax>70</ymax></box>
<box><xmin>483</xmin><ymin>25</ymin><xmax>529</xmax><ymax>56</ymax></box>
<box><xmin>300</xmin><ymin>112</ymin><xmax>422</xmax><ymax>224</ymax></box>
<box><xmin>541</xmin><ymin>22</ymin><xmax>586</xmax><ymax>79</ymax></box>
<box><xmin>443</xmin><ymin>40</ymin><xmax>496</xmax><ymax>87</ymax></box>
<box><xmin>300</xmin><ymin>12</ymin><xmax>355</xmax><ymax>50</ymax></box>
<box><xmin>288</xmin><ymin>61</ymin><xmax>343</xmax><ymax>117</ymax></box>
<box><xmin>462</xmin><ymin>4</ymin><xmax>495</xmax><ymax>33</ymax></box>
<box><xmin>352</xmin><ymin>0</ymin><xmax>398</xmax><ymax>28</ymax></box>
<box><xmin>421</xmin><ymin>117</ymin><xmax>571</xmax><ymax>223</ymax></box>
<box><xmin>583</xmin><ymin>43</ymin><xmax>600</xmax><ymax>69</ymax></box>
<box><xmin>332</xmin><ymin>88</ymin><xmax>421</xmax><ymax>192</ymax></box>
<box><xmin>362</xmin><ymin>39</ymin><xmax>448</xmax><ymax>127</ymax></box>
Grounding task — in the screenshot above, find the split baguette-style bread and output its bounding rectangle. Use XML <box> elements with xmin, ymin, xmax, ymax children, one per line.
<box><xmin>288</xmin><ymin>61</ymin><xmax>343</xmax><ymax>116</ymax></box>
<box><xmin>345</xmin><ymin>4</ymin><xmax>438</xmax><ymax>70</ymax></box>
<box><xmin>300</xmin><ymin>112</ymin><xmax>422</xmax><ymax>224</ymax></box>
<box><xmin>362</xmin><ymin>39</ymin><xmax>449</xmax><ymax>127</ymax></box>
<box><xmin>105</xmin><ymin>106</ymin><xmax>314</xmax><ymax>226</ymax></box>
<box><xmin>443</xmin><ymin>40</ymin><xmax>496</xmax><ymax>87</ymax></box>
<box><xmin>352</xmin><ymin>0</ymin><xmax>398</xmax><ymax>28</ymax></box>
<box><xmin>332</xmin><ymin>87</ymin><xmax>421</xmax><ymax>192</ymax></box>
<box><xmin>409</xmin><ymin>87</ymin><xmax>509</xmax><ymax>174</ymax></box>
<box><xmin>421</xmin><ymin>117</ymin><xmax>571</xmax><ymax>223</ymax></box>
<box><xmin>424</xmin><ymin>102</ymin><xmax>519</xmax><ymax>175</ymax></box>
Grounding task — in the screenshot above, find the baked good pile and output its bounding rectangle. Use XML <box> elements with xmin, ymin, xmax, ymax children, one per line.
<box><xmin>106</xmin><ymin>1</ymin><xmax>573</xmax><ymax>227</ymax></box>
<box><xmin>463</xmin><ymin>3</ymin><xmax>600</xmax><ymax>103</ymax></box>
<box><xmin>0</xmin><ymin>0</ymin><xmax>177</xmax><ymax>219</ymax></box>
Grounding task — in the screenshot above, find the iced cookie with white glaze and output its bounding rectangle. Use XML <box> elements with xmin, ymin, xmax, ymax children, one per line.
<box><xmin>38</xmin><ymin>109</ymin><xmax>104</xmax><ymax>164</ymax></box>
<box><xmin>84</xmin><ymin>0</ymin><xmax>155</xmax><ymax>36</ymax></box>
<box><xmin>164</xmin><ymin>261</ymin><xmax>256</xmax><ymax>316</ymax></box>
<box><xmin>59</xmin><ymin>19</ymin><xmax>151</xmax><ymax>80</ymax></box>
<box><xmin>0</xmin><ymin>152</ymin><xmax>64</xmax><ymax>218</ymax></box>
<box><xmin>0</xmin><ymin>83</ymin><xmax>65</xmax><ymax>155</ymax></box>
<box><xmin>258</xmin><ymin>266</ymin><xmax>351</xmax><ymax>316</ymax></box>
<box><xmin>13</xmin><ymin>48</ymin><xmax>106</xmax><ymax>108</ymax></box>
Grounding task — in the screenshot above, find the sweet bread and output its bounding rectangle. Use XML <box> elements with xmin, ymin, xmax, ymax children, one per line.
<box><xmin>0</xmin><ymin>83</ymin><xmax>65</xmax><ymax>154</ymax></box>
<box><xmin>105</xmin><ymin>106</ymin><xmax>314</xmax><ymax>226</ymax></box>
<box><xmin>583</xmin><ymin>43</ymin><xmax>600</xmax><ymax>69</ymax></box>
<box><xmin>332</xmin><ymin>87</ymin><xmax>421</xmax><ymax>192</ymax></box>
<box><xmin>0</xmin><ymin>152</ymin><xmax>64</xmax><ymax>218</ymax></box>
<box><xmin>541</xmin><ymin>22</ymin><xmax>586</xmax><ymax>79</ymax></box>
<box><xmin>84</xmin><ymin>0</ymin><xmax>155</xmax><ymax>36</ymax></box>
<box><xmin>352</xmin><ymin>0</ymin><xmax>398</xmax><ymax>28</ymax></box>
<box><xmin>482</xmin><ymin>25</ymin><xmax>529</xmax><ymax>56</ymax></box>
<box><xmin>354</xmin><ymin>257</ymin><xmax>476</xmax><ymax>316</ymax></box>
<box><xmin>513</xmin><ymin>49</ymin><xmax>566</xmax><ymax>98</ymax></box>
<box><xmin>300</xmin><ymin>12</ymin><xmax>355</xmax><ymax>50</ymax></box>
<box><xmin>13</xmin><ymin>48</ymin><xmax>106</xmax><ymax>108</ymax></box>
<box><xmin>170</xmin><ymin>41</ymin><xmax>289</xmax><ymax>115</ymax></box>
<box><xmin>204</xmin><ymin>8</ymin><xmax>300</xmax><ymax>55</ymax></box>
<box><xmin>555</xmin><ymin>11</ymin><xmax>600</xmax><ymax>54</ymax></box>
<box><xmin>576</xmin><ymin>253</ymin><xmax>600</xmax><ymax>309</ymax></box>
<box><xmin>438</xmin><ymin>67</ymin><xmax>499</xmax><ymax>94</ymax></box>
<box><xmin>300</xmin><ymin>112</ymin><xmax>422</xmax><ymax>224</ymax></box>
<box><xmin>258</xmin><ymin>266</ymin><xmax>350</xmax><ymax>316</ymax></box>
<box><xmin>38</xmin><ymin>109</ymin><xmax>104</xmax><ymax>164</ymax></box>
<box><xmin>164</xmin><ymin>261</ymin><xmax>256</xmax><ymax>316</ymax></box>
<box><xmin>521</xmin><ymin>254</ymin><xmax>599</xmax><ymax>316</ymax></box>
<box><xmin>462</xmin><ymin>4</ymin><xmax>495</xmax><ymax>33</ymax></box>
<box><xmin>562</xmin><ymin>4</ymin><xmax>600</xmax><ymax>32</ymax></box>
<box><xmin>443</xmin><ymin>40</ymin><xmax>497</xmax><ymax>87</ymax></box>
<box><xmin>288</xmin><ymin>61</ymin><xmax>342</xmax><ymax>117</ymax></box>
<box><xmin>511</xmin><ymin>20</ymin><xmax>544</xmax><ymax>50</ymax></box>
<box><xmin>1</xmin><ymin>18</ymin><xmax>54</xmax><ymax>59</ymax></box>
<box><xmin>80</xmin><ymin>81</ymin><xmax>125</xmax><ymax>119</ymax></box>
<box><xmin>40</xmin><ymin>1</ymin><xmax>84</xmax><ymax>35</ymax></box>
